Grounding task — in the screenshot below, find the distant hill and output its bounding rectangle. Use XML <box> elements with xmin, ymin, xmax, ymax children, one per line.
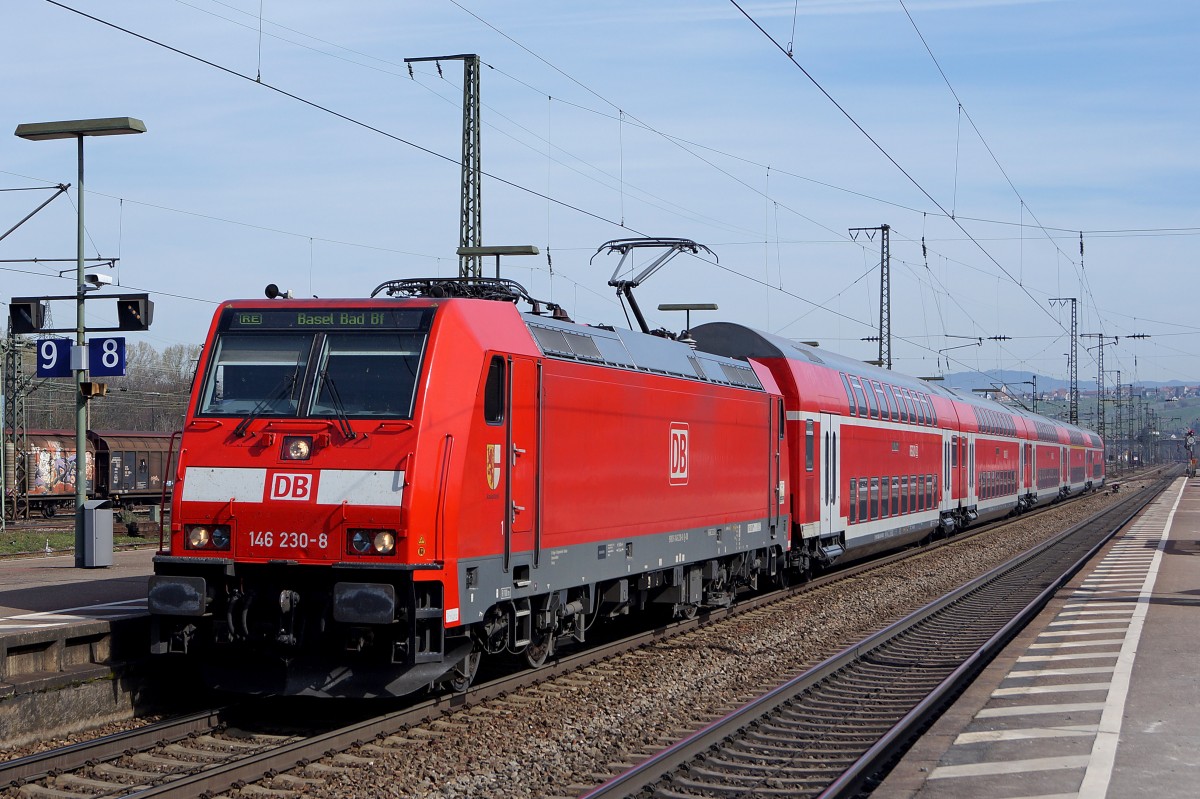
<box><xmin>939</xmin><ymin>371</ymin><xmax>1198</xmax><ymax>393</ymax></box>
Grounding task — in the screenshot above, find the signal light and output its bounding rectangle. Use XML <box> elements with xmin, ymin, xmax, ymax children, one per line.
<box><xmin>8</xmin><ymin>299</ymin><xmax>46</xmax><ymax>333</ymax></box>
<box><xmin>80</xmin><ymin>381</ymin><xmax>107</xmax><ymax>398</ymax></box>
<box><xmin>116</xmin><ymin>295</ymin><xmax>154</xmax><ymax>331</ymax></box>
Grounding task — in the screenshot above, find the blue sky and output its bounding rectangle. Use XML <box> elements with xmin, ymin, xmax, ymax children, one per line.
<box><xmin>2</xmin><ymin>1</ymin><xmax>1197</xmax><ymax>396</ymax></box>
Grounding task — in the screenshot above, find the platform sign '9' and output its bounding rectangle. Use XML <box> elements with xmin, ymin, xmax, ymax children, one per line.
<box><xmin>36</xmin><ymin>339</ymin><xmax>72</xmax><ymax>378</ymax></box>
<box><xmin>669</xmin><ymin>423</ymin><xmax>689</xmax><ymax>486</ymax></box>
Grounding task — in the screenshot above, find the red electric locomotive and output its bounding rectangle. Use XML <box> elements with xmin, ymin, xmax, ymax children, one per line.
<box><xmin>149</xmin><ymin>277</ymin><xmax>789</xmax><ymax>697</ymax></box>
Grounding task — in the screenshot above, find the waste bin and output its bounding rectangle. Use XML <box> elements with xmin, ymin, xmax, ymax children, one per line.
<box><xmin>82</xmin><ymin>499</ymin><xmax>114</xmax><ymax>568</ymax></box>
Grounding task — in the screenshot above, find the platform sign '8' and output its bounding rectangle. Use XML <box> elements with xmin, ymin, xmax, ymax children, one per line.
<box><xmin>88</xmin><ymin>336</ymin><xmax>126</xmax><ymax>377</ymax></box>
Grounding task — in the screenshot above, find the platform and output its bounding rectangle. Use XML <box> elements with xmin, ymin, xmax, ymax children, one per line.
<box><xmin>0</xmin><ymin>546</ymin><xmax>156</xmax><ymax>629</ymax></box>
<box><xmin>0</xmin><ymin>546</ymin><xmax>157</xmax><ymax>715</ymax></box>
<box><xmin>876</xmin><ymin>475</ymin><xmax>1200</xmax><ymax>798</ymax></box>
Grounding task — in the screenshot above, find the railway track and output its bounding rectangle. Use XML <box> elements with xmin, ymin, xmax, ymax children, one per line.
<box><xmin>581</xmin><ymin>471</ymin><xmax>1176</xmax><ymax>799</ymax></box>
<box><xmin>0</xmin><ymin>472</ymin><xmax>1166</xmax><ymax>798</ymax></box>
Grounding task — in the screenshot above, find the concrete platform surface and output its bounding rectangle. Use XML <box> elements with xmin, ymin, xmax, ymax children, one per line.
<box><xmin>876</xmin><ymin>475</ymin><xmax>1200</xmax><ymax>799</ymax></box>
<box><xmin>0</xmin><ymin>547</ymin><xmax>157</xmax><ymax>632</ymax></box>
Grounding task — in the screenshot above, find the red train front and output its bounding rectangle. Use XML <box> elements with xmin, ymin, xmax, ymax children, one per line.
<box><xmin>148</xmin><ymin>278</ymin><xmax>788</xmax><ymax>697</ymax></box>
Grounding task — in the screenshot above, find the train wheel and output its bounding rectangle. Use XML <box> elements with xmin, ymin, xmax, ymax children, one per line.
<box><xmin>446</xmin><ymin>647</ymin><xmax>481</xmax><ymax>693</ymax></box>
<box><xmin>675</xmin><ymin>603</ymin><xmax>700</xmax><ymax>620</ymax></box>
<box><xmin>524</xmin><ymin>624</ymin><xmax>553</xmax><ymax>669</ymax></box>
<box><xmin>41</xmin><ymin>504</ymin><xmax>56</xmax><ymax>519</ymax></box>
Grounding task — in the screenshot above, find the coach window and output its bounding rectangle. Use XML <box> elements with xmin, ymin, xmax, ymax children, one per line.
<box><xmin>869</xmin><ymin>477</ymin><xmax>880</xmax><ymax>520</ymax></box>
<box><xmin>840</xmin><ymin>373</ymin><xmax>857</xmax><ymax>415</ymax></box>
<box><xmin>891</xmin><ymin>386</ymin><xmax>907</xmax><ymax>422</ymax></box>
<box><xmin>900</xmin><ymin>476</ymin><xmax>909</xmax><ymax>514</ymax></box>
<box><xmin>850</xmin><ymin>376</ymin><xmax>869</xmax><ymax>417</ymax></box>
<box><xmin>805</xmin><ymin>420</ymin><xmax>814</xmax><ymax>471</ymax></box>
<box><xmin>890</xmin><ymin>477</ymin><xmax>900</xmax><ymax>515</ymax></box>
<box><xmin>951</xmin><ymin>435</ymin><xmax>959</xmax><ymax>467</ymax></box>
<box><xmin>859</xmin><ymin>478</ymin><xmax>869</xmax><ymax>522</ymax></box>
<box><xmin>909</xmin><ymin>475</ymin><xmax>917</xmax><ymax>512</ymax></box>
<box><xmin>881</xmin><ymin>477</ymin><xmax>890</xmax><ymax>518</ymax></box>
<box><xmin>779</xmin><ymin>401</ymin><xmax>786</xmax><ymax>439</ymax></box>
<box><xmin>849</xmin><ymin>478</ymin><xmax>857</xmax><ymax>523</ymax></box>
<box><xmin>484</xmin><ymin>356</ymin><xmax>506</xmax><ymax>424</ymax></box>
<box><xmin>874</xmin><ymin>382</ymin><xmax>891</xmax><ymax>420</ymax></box>
<box><xmin>861</xmin><ymin>378</ymin><xmax>879</xmax><ymax>419</ymax></box>
<box><xmin>928</xmin><ymin>398</ymin><xmax>938</xmax><ymax>426</ymax></box>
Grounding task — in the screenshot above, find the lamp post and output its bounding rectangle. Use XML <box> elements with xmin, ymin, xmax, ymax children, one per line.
<box><xmin>14</xmin><ymin>117</ymin><xmax>146</xmax><ymax>567</ymax></box>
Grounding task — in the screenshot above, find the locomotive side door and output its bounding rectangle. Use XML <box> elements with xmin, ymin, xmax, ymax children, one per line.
<box><xmin>819</xmin><ymin>413</ymin><xmax>840</xmax><ymax>537</ymax></box>
<box><xmin>505</xmin><ymin>356</ymin><xmax>541</xmax><ymax>572</ymax></box>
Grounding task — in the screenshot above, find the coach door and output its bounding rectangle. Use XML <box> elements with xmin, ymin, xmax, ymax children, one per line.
<box><xmin>505</xmin><ymin>356</ymin><xmax>541</xmax><ymax>572</ymax></box>
<box><xmin>820</xmin><ymin>413</ymin><xmax>840</xmax><ymax>537</ymax></box>
<box><xmin>950</xmin><ymin>434</ymin><xmax>964</xmax><ymax>506</ymax></box>
<box><xmin>771</xmin><ymin>399</ymin><xmax>785</xmax><ymax>538</ymax></box>
<box><xmin>943</xmin><ymin>434</ymin><xmax>952</xmax><ymax>508</ymax></box>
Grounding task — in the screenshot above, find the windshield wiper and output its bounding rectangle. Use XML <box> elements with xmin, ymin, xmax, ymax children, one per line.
<box><xmin>232</xmin><ymin>370</ymin><xmax>298</xmax><ymax>437</ymax></box>
<box><xmin>316</xmin><ymin>368</ymin><xmax>357</xmax><ymax>439</ymax></box>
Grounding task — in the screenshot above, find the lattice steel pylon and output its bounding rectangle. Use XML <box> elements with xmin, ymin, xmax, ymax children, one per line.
<box><xmin>405</xmin><ymin>53</ymin><xmax>482</xmax><ymax>278</ymax></box>
<box><xmin>850</xmin><ymin>224</ymin><xmax>890</xmax><ymax>369</ymax></box>
<box><xmin>3</xmin><ymin>326</ymin><xmax>31</xmax><ymax>521</ymax></box>
<box><xmin>1081</xmin><ymin>333</ymin><xmax>1116</xmax><ymax>450</ymax></box>
<box><xmin>1050</xmin><ymin>298</ymin><xmax>1078</xmax><ymax>424</ymax></box>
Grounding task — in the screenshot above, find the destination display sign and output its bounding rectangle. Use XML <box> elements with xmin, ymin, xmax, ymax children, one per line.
<box><xmin>221</xmin><ymin>307</ymin><xmax>431</xmax><ymax>331</ymax></box>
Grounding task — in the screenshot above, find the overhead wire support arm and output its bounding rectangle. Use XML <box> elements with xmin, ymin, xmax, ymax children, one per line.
<box><xmin>0</xmin><ymin>184</ymin><xmax>70</xmax><ymax>244</ymax></box>
<box><xmin>592</xmin><ymin>237</ymin><xmax>715</xmax><ymax>335</ymax></box>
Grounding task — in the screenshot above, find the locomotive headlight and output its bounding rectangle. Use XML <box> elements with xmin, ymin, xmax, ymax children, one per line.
<box><xmin>348</xmin><ymin>528</ymin><xmax>398</xmax><ymax>556</ymax></box>
<box><xmin>350</xmin><ymin>529</ymin><xmax>373</xmax><ymax>554</ymax></box>
<box><xmin>186</xmin><ymin>524</ymin><xmax>231</xmax><ymax>551</ymax></box>
<box><xmin>187</xmin><ymin>526</ymin><xmax>211</xmax><ymax>549</ymax></box>
<box><xmin>373</xmin><ymin>531</ymin><xmax>395</xmax><ymax>555</ymax></box>
<box><xmin>282</xmin><ymin>435</ymin><xmax>313</xmax><ymax>461</ymax></box>
<box><xmin>211</xmin><ymin>526</ymin><xmax>231</xmax><ymax>550</ymax></box>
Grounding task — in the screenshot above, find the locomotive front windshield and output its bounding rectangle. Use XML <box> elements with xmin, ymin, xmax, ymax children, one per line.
<box><xmin>197</xmin><ymin>306</ymin><xmax>432</xmax><ymax>420</ymax></box>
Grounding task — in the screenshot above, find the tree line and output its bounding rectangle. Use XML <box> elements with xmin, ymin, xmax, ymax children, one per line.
<box><xmin>18</xmin><ymin>339</ymin><xmax>201</xmax><ymax>433</ymax></box>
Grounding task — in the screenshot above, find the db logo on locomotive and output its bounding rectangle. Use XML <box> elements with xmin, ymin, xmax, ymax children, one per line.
<box><xmin>669</xmin><ymin>423</ymin><xmax>689</xmax><ymax>486</ymax></box>
<box><xmin>267</xmin><ymin>471</ymin><xmax>318</xmax><ymax>502</ymax></box>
